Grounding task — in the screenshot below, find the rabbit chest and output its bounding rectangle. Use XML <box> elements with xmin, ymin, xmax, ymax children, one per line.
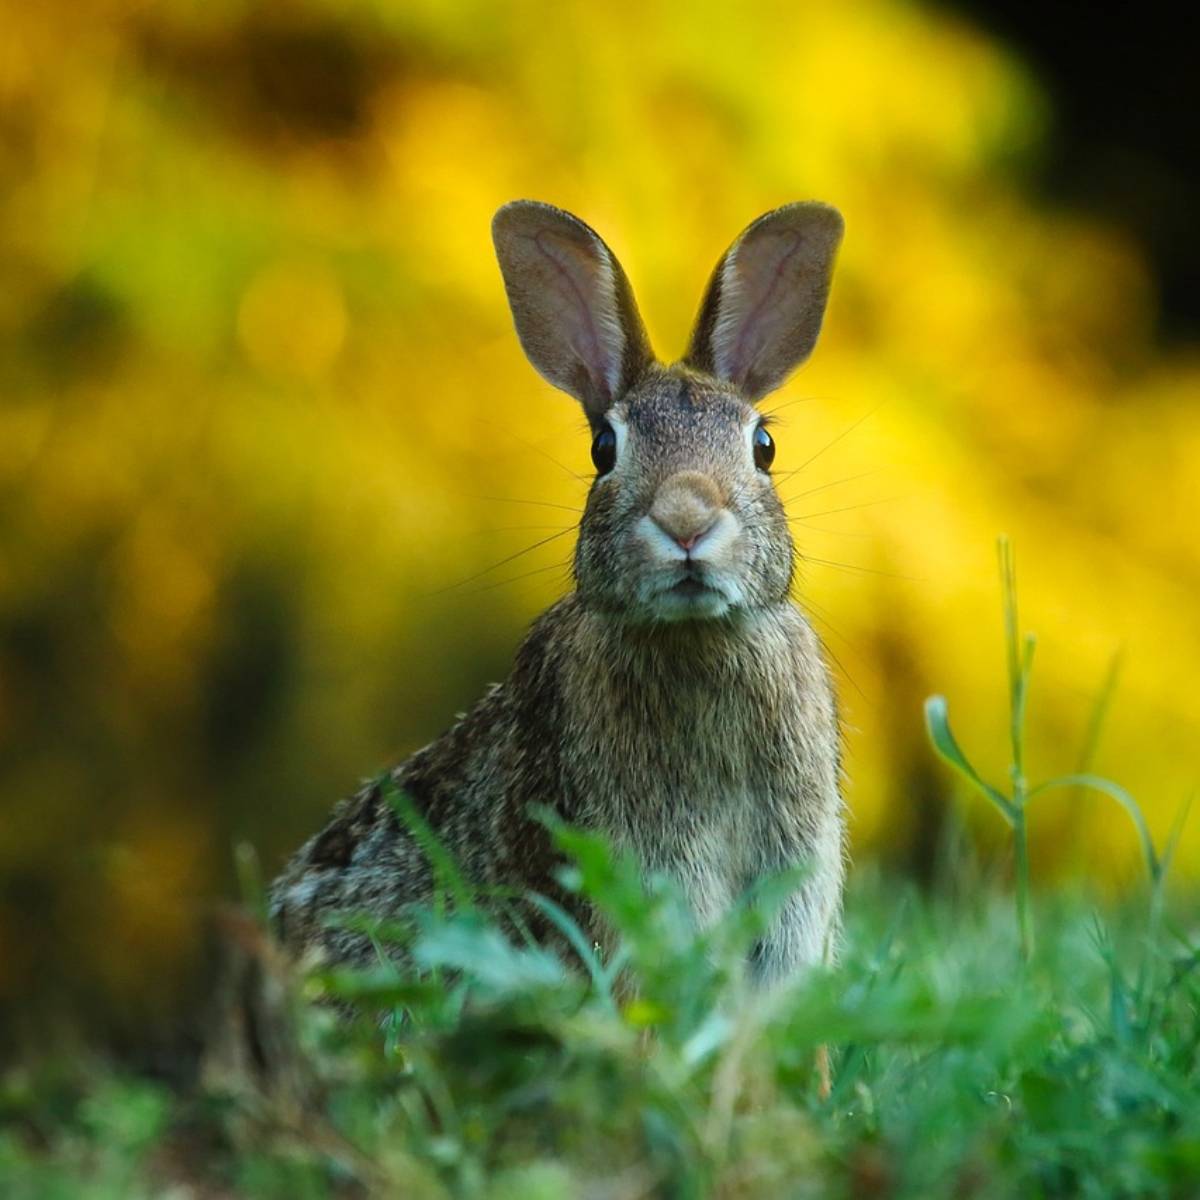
<box><xmin>557</xmin><ymin>604</ymin><xmax>841</xmax><ymax>928</ymax></box>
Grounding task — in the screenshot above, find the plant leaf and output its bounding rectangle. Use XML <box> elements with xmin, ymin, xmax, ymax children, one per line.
<box><xmin>924</xmin><ymin>695</ymin><xmax>1016</xmax><ymax>823</ymax></box>
<box><xmin>385</xmin><ymin>781</ymin><xmax>476</xmax><ymax>912</ymax></box>
<box><xmin>1028</xmin><ymin>772</ymin><xmax>1160</xmax><ymax>883</ymax></box>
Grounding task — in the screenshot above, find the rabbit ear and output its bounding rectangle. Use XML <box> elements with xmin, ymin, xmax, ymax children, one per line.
<box><xmin>684</xmin><ymin>203</ymin><xmax>843</xmax><ymax>400</ymax></box>
<box><xmin>492</xmin><ymin>201</ymin><xmax>654</xmax><ymax>421</ymax></box>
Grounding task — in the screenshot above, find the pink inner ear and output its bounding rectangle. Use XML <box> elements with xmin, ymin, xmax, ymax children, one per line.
<box><xmin>719</xmin><ymin>229</ymin><xmax>804</xmax><ymax>387</ymax></box>
<box><xmin>530</xmin><ymin>230</ymin><xmax>625</xmax><ymax>400</ymax></box>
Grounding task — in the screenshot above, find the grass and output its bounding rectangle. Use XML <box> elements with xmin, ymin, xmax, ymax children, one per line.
<box><xmin>4</xmin><ymin>860</ymin><xmax>1199</xmax><ymax>1197</ymax></box>
<box><xmin>5</xmin><ymin>869</ymin><xmax>1199</xmax><ymax>1198</ymax></box>
<box><xmin>926</xmin><ymin>537</ymin><xmax>1185</xmax><ymax>965</ymax></box>
<box><xmin>3</xmin><ymin>546</ymin><xmax>1199</xmax><ymax>1198</ymax></box>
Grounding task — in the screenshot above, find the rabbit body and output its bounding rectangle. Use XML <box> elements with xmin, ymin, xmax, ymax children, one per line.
<box><xmin>271</xmin><ymin>202</ymin><xmax>847</xmax><ymax>984</ymax></box>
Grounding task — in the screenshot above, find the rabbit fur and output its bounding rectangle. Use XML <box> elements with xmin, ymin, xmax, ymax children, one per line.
<box><xmin>271</xmin><ymin>199</ymin><xmax>846</xmax><ymax>985</ymax></box>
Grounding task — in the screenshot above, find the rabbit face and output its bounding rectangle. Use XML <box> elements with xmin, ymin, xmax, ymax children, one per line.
<box><xmin>492</xmin><ymin>198</ymin><xmax>842</xmax><ymax>623</ymax></box>
<box><xmin>575</xmin><ymin>368</ymin><xmax>792</xmax><ymax>623</ymax></box>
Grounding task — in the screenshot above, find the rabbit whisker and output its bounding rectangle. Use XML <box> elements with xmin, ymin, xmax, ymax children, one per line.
<box><xmin>481</xmin><ymin>496</ymin><xmax>584</xmax><ymax>515</ymax></box>
<box><xmin>758</xmin><ymin>394</ymin><xmax>815</xmax><ymax>421</ymax></box>
<box><xmin>779</xmin><ymin>403</ymin><xmax>884</xmax><ymax>482</ymax></box>
<box><xmin>776</xmin><ymin>468</ymin><xmax>882</xmax><ymax>502</ymax></box>
<box><xmin>459</xmin><ymin>556</ymin><xmax>575</xmax><ymax>597</ymax></box>
<box><xmin>796</xmin><ymin>599</ymin><xmax>871</xmax><ymax>705</ymax></box>
<box><xmin>466</xmin><ymin>524</ymin><xmax>575</xmax><ymax>535</ymax></box>
<box><xmin>790</xmin><ymin>495</ymin><xmax>905</xmax><ymax>521</ymax></box>
<box><xmin>798</xmin><ymin>553</ymin><xmax>921</xmax><ymax>582</ymax></box>
<box><xmin>428</xmin><ymin>528</ymin><xmax>577</xmax><ymax>596</ymax></box>
<box><xmin>478</xmin><ymin>415</ymin><xmax>592</xmax><ymax>485</ymax></box>
<box><xmin>791</xmin><ymin>522</ymin><xmax>872</xmax><ymax>538</ymax></box>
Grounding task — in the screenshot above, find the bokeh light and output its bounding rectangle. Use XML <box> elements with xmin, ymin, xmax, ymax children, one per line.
<box><xmin>1</xmin><ymin>0</ymin><xmax>1197</xmax><ymax>1028</ymax></box>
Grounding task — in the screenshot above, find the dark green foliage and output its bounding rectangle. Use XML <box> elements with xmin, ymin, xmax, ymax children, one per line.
<box><xmin>3</xmin><ymin>849</ymin><xmax>1199</xmax><ymax>1198</ymax></box>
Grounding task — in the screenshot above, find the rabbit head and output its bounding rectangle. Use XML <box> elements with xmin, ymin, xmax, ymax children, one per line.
<box><xmin>492</xmin><ymin>200</ymin><xmax>843</xmax><ymax>624</ymax></box>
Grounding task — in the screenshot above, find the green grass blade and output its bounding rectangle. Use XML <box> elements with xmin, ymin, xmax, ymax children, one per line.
<box><xmin>385</xmin><ymin>780</ymin><xmax>476</xmax><ymax>912</ymax></box>
<box><xmin>1157</xmin><ymin>792</ymin><xmax>1192</xmax><ymax>888</ymax></box>
<box><xmin>998</xmin><ymin>535</ymin><xmax>1020</xmax><ymax>713</ymax></box>
<box><xmin>526</xmin><ymin>890</ymin><xmax>616</xmax><ymax>1010</ymax></box>
<box><xmin>1075</xmin><ymin>648</ymin><xmax>1124</xmax><ymax>778</ymax></box>
<box><xmin>1028</xmin><ymin>772</ymin><xmax>1160</xmax><ymax>884</ymax></box>
<box><xmin>924</xmin><ymin>695</ymin><xmax>1017</xmax><ymax>823</ymax></box>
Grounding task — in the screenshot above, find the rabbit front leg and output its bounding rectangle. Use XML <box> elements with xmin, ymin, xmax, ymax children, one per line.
<box><xmin>745</xmin><ymin>834</ymin><xmax>843</xmax><ymax>989</ymax></box>
<box><xmin>745</xmin><ymin>835</ymin><xmax>842</xmax><ymax>1101</ymax></box>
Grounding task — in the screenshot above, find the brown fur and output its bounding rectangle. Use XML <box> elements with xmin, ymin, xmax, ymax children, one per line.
<box><xmin>271</xmin><ymin>202</ymin><xmax>846</xmax><ymax>985</ymax></box>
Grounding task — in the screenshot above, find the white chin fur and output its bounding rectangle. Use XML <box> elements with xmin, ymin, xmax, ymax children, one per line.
<box><xmin>636</xmin><ymin>572</ymin><xmax>744</xmax><ymax>622</ymax></box>
<box><xmin>648</xmin><ymin>589</ymin><xmax>734</xmax><ymax>622</ymax></box>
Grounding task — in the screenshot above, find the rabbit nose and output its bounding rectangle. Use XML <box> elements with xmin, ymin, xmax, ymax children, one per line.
<box><xmin>650</xmin><ymin>471</ymin><xmax>723</xmax><ymax>551</ymax></box>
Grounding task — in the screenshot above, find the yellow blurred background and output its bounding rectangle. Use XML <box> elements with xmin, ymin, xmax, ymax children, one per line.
<box><xmin>2</xmin><ymin>0</ymin><xmax>1197</xmax><ymax>1025</ymax></box>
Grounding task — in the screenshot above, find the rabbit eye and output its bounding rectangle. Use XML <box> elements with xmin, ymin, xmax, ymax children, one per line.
<box><xmin>591</xmin><ymin>423</ymin><xmax>617</xmax><ymax>475</ymax></box>
<box><xmin>753</xmin><ymin>424</ymin><xmax>775</xmax><ymax>472</ymax></box>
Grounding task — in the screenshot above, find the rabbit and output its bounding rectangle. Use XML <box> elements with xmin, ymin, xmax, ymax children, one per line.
<box><xmin>270</xmin><ymin>199</ymin><xmax>846</xmax><ymax>988</ymax></box>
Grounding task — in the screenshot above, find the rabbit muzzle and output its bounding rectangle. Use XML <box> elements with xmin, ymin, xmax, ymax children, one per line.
<box><xmin>635</xmin><ymin>470</ymin><xmax>745</xmax><ymax>620</ymax></box>
<box><xmin>648</xmin><ymin>470</ymin><xmax>723</xmax><ymax>547</ymax></box>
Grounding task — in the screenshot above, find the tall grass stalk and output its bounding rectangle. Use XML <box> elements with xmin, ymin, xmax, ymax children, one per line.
<box><xmin>925</xmin><ymin>536</ymin><xmax>1166</xmax><ymax>962</ymax></box>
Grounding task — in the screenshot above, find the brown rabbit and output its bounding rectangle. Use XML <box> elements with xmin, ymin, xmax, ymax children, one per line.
<box><xmin>270</xmin><ymin>200</ymin><xmax>846</xmax><ymax>985</ymax></box>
